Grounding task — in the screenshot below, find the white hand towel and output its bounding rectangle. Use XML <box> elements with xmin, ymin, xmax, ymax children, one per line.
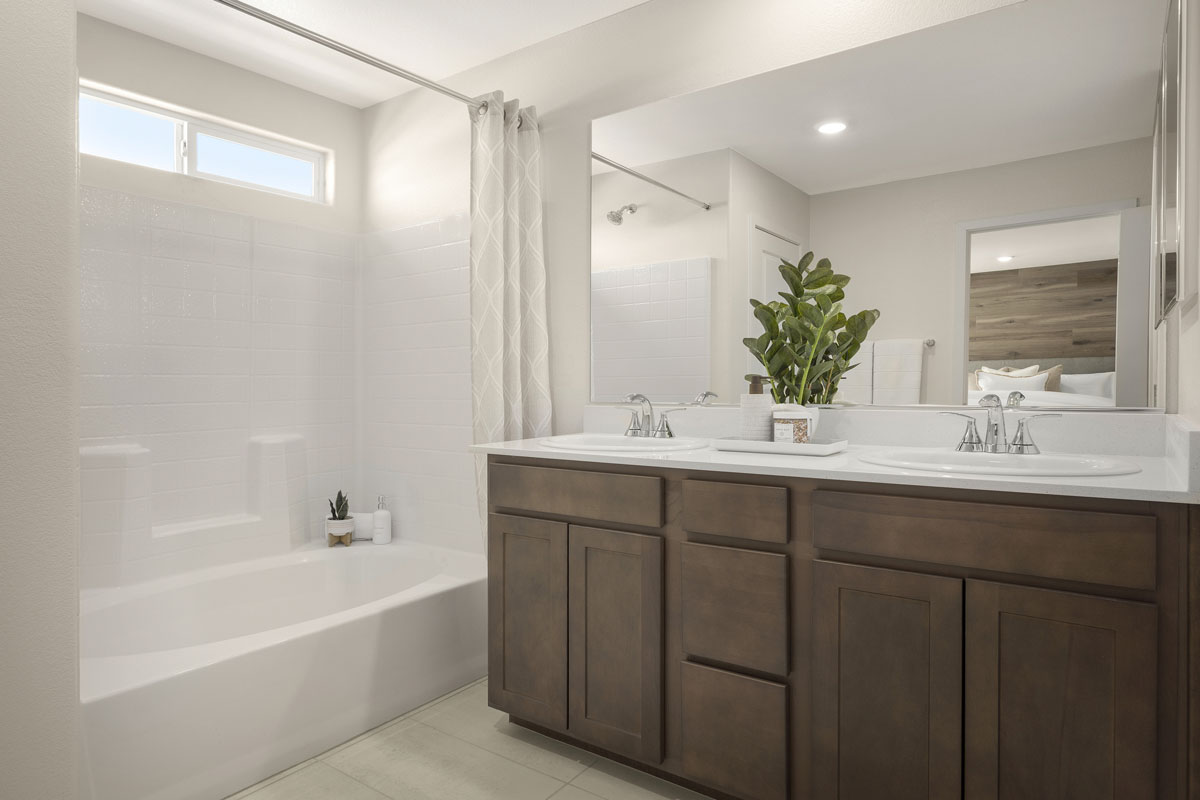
<box><xmin>835</xmin><ymin>341</ymin><xmax>873</xmax><ymax>405</ymax></box>
<box><xmin>872</xmin><ymin>338</ymin><xmax>924</xmax><ymax>404</ymax></box>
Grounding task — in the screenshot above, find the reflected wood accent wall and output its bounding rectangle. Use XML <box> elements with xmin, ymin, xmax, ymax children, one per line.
<box><xmin>969</xmin><ymin>259</ymin><xmax>1117</xmax><ymax>361</ymax></box>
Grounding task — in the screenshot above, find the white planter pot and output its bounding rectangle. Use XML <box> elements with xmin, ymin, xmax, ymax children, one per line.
<box><xmin>326</xmin><ymin>517</ymin><xmax>355</xmax><ymax>544</ymax></box>
<box><xmin>772</xmin><ymin>404</ymin><xmax>820</xmax><ymax>443</ymax></box>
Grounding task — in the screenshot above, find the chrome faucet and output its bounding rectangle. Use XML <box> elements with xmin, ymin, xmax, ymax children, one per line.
<box><xmin>691</xmin><ymin>391</ymin><xmax>718</xmax><ymax>406</ymax></box>
<box><xmin>950</xmin><ymin>392</ymin><xmax>1058</xmax><ymax>454</ymax></box>
<box><xmin>977</xmin><ymin>394</ymin><xmax>1007</xmax><ymax>453</ymax></box>
<box><xmin>622</xmin><ymin>393</ymin><xmax>655</xmax><ymax>437</ymax></box>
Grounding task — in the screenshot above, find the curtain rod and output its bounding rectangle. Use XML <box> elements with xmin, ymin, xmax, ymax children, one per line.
<box><xmin>591</xmin><ymin>153</ymin><xmax>712</xmax><ymax>211</ymax></box>
<box><xmin>212</xmin><ymin>0</ymin><xmax>488</xmax><ymax>114</ymax></box>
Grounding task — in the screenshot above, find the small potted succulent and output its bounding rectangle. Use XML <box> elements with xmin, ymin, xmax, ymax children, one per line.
<box><xmin>326</xmin><ymin>490</ymin><xmax>354</xmax><ymax>546</ymax></box>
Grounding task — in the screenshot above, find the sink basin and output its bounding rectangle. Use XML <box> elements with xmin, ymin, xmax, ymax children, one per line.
<box><xmin>858</xmin><ymin>449</ymin><xmax>1141</xmax><ymax>477</ymax></box>
<box><xmin>539</xmin><ymin>433</ymin><xmax>709</xmax><ymax>453</ymax></box>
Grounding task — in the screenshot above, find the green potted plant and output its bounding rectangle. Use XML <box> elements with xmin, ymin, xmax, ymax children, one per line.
<box><xmin>326</xmin><ymin>490</ymin><xmax>354</xmax><ymax>546</ymax></box>
<box><xmin>744</xmin><ymin>252</ymin><xmax>879</xmax><ymax>439</ymax></box>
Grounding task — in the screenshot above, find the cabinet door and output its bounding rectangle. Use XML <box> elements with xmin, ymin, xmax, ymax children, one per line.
<box><xmin>568</xmin><ymin>525</ymin><xmax>664</xmax><ymax>762</ymax></box>
<box><xmin>813</xmin><ymin>560</ymin><xmax>963</xmax><ymax>800</ymax></box>
<box><xmin>964</xmin><ymin>580</ymin><xmax>1157</xmax><ymax>800</ymax></box>
<box><xmin>487</xmin><ymin>514</ymin><xmax>568</xmax><ymax>729</ymax></box>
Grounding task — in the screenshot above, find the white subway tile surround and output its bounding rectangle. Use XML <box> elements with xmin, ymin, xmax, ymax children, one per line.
<box><xmin>79</xmin><ymin>187</ymin><xmax>356</xmax><ymax>587</ymax></box>
<box><xmin>361</xmin><ymin>215</ymin><xmax>480</xmax><ymax>553</ymax></box>
<box><xmin>591</xmin><ymin>257</ymin><xmax>711</xmax><ymax>402</ymax></box>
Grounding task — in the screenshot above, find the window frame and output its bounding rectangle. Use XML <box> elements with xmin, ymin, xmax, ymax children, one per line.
<box><xmin>79</xmin><ymin>84</ymin><xmax>328</xmax><ymax>204</ymax></box>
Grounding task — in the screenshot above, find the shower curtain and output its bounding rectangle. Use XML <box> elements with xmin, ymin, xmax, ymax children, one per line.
<box><xmin>469</xmin><ymin>91</ymin><xmax>553</xmax><ymax>523</ymax></box>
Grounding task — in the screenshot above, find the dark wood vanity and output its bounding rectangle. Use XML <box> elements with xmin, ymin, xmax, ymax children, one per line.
<box><xmin>485</xmin><ymin>454</ymin><xmax>1194</xmax><ymax>800</ymax></box>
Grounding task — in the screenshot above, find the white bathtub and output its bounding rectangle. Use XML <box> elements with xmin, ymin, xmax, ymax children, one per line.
<box><xmin>80</xmin><ymin>542</ymin><xmax>487</xmax><ymax>800</ymax></box>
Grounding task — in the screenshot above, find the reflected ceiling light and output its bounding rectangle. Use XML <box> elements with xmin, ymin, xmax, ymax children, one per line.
<box><xmin>817</xmin><ymin>121</ymin><xmax>847</xmax><ymax>135</ymax></box>
<box><xmin>996</xmin><ymin>255</ymin><xmax>1015</xmax><ymax>263</ymax></box>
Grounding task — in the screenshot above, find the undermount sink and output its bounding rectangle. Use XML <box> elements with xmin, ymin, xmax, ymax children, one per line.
<box><xmin>858</xmin><ymin>449</ymin><xmax>1141</xmax><ymax>477</ymax></box>
<box><xmin>539</xmin><ymin>433</ymin><xmax>709</xmax><ymax>453</ymax></box>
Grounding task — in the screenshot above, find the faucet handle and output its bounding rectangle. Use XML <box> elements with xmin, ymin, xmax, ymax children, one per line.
<box><xmin>616</xmin><ymin>405</ymin><xmax>643</xmax><ymax>437</ymax></box>
<box><xmin>940</xmin><ymin>411</ymin><xmax>984</xmax><ymax>452</ymax></box>
<box><xmin>1007</xmin><ymin>413</ymin><xmax>1061</xmax><ymax>455</ymax></box>
<box><xmin>691</xmin><ymin>391</ymin><xmax>718</xmax><ymax>406</ymax></box>
<box><xmin>652</xmin><ymin>408</ymin><xmax>686</xmax><ymax>438</ymax></box>
<box><xmin>1006</xmin><ymin>391</ymin><xmax>1025</xmax><ymax>408</ymax></box>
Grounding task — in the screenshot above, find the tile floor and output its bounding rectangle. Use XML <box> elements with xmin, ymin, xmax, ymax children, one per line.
<box><xmin>226</xmin><ymin>678</ymin><xmax>715</xmax><ymax>800</ymax></box>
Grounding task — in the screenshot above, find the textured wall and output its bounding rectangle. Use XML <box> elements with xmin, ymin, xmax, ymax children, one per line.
<box><xmin>0</xmin><ymin>2</ymin><xmax>80</xmax><ymax>797</ymax></box>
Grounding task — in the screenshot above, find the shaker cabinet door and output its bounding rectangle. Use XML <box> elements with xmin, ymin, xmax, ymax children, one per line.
<box><xmin>813</xmin><ymin>560</ymin><xmax>964</xmax><ymax>800</ymax></box>
<box><xmin>568</xmin><ymin>525</ymin><xmax>664</xmax><ymax>763</ymax></box>
<box><xmin>964</xmin><ymin>580</ymin><xmax>1157</xmax><ymax>800</ymax></box>
<box><xmin>487</xmin><ymin>513</ymin><xmax>568</xmax><ymax>730</ymax></box>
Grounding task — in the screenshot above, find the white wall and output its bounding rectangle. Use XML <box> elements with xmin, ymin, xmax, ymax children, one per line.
<box><xmin>77</xmin><ymin>15</ymin><xmax>363</xmax><ymax>235</ymax></box>
<box><xmin>808</xmin><ymin>138</ymin><xmax>1153</xmax><ymax>403</ymax></box>
<box><xmin>0</xmin><ymin>2</ymin><xmax>80</xmax><ymax>798</ymax></box>
<box><xmin>362</xmin><ymin>0</ymin><xmax>1022</xmax><ymax>432</ymax></box>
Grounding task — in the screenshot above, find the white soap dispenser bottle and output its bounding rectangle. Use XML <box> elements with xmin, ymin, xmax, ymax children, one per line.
<box><xmin>373</xmin><ymin>495</ymin><xmax>392</xmax><ymax>544</ymax></box>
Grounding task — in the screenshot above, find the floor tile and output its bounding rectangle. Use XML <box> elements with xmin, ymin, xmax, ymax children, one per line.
<box><xmin>320</xmin><ymin>677</ymin><xmax>485</xmax><ymax>759</ymax></box>
<box><xmin>571</xmin><ymin>757</ymin><xmax>716</xmax><ymax>800</ymax></box>
<box><xmin>325</xmin><ymin>718</ymin><xmax>565</xmax><ymax>800</ymax></box>
<box><xmin>414</xmin><ymin>682</ymin><xmax>597</xmax><ymax>782</ymax></box>
<box><xmin>224</xmin><ymin>759</ymin><xmax>316</xmax><ymax>799</ymax></box>
<box><xmin>237</xmin><ymin>761</ymin><xmax>389</xmax><ymax>799</ymax></box>
<box><xmin>551</xmin><ymin>786</ymin><xmax>608</xmax><ymax>800</ymax></box>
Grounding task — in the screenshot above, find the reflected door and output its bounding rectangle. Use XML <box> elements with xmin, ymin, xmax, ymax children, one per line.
<box><xmin>748</xmin><ymin>227</ymin><xmax>802</xmax><ymax>375</ymax></box>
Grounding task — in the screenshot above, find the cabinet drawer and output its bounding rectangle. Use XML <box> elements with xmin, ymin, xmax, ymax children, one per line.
<box><xmin>812</xmin><ymin>490</ymin><xmax>1157</xmax><ymax>590</ymax></box>
<box><xmin>489</xmin><ymin>462</ymin><xmax>663</xmax><ymax>528</ymax></box>
<box><xmin>680</xmin><ymin>661</ymin><xmax>787</xmax><ymax>800</ymax></box>
<box><xmin>681</xmin><ymin>542</ymin><xmax>788</xmax><ymax>676</ymax></box>
<box><xmin>682</xmin><ymin>479</ymin><xmax>788</xmax><ymax>543</ymax></box>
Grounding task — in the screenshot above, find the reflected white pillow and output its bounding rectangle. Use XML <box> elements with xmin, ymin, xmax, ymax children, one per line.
<box><xmin>979</xmin><ymin>364</ymin><xmax>1040</xmax><ymax>377</ymax></box>
<box><xmin>976</xmin><ymin>371</ymin><xmax>1049</xmax><ymax>392</ymax></box>
<box><xmin>1059</xmin><ymin>371</ymin><xmax>1115</xmax><ymax>398</ymax></box>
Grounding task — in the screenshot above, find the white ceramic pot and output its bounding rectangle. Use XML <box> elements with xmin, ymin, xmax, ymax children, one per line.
<box><xmin>772</xmin><ymin>404</ymin><xmax>820</xmax><ymax>443</ymax></box>
<box><xmin>326</xmin><ymin>517</ymin><xmax>355</xmax><ymax>537</ymax></box>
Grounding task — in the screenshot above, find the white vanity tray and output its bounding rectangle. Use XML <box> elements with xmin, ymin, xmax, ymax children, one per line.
<box><xmin>711</xmin><ymin>437</ymin><xmax>849</xmax><ymax>457</ymax></box>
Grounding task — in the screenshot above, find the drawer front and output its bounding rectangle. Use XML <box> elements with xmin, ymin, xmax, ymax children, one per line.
<box><xmin>680</xmin><ymin>661</ymin><xmax>787</xmax><ymax>800</ymax></box>
<box><xmin>682</xmin><ymin>479</ymin><xmax>788</xmax><ymax>543</ymax></box>
<box><xmin>489</xmin><ymin>462</ymin><xmax>663</xmax><ymax>528</ymax></box>
<box><xmin>681</xmin><ymin>542</ymin><xmax>789</xmax><ymax>676</ymax></box>
<box><xmin>812</xmin><ymin>490</ymin><xmax>1157</xmax><ymax>590</ymax></box>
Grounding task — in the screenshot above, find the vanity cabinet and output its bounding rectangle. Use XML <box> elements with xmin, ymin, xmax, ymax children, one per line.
<box><xmin>963</xmin><ymin>580</ymin><xmax>1157</xmax><ymax>800</ymax></box>
<box><xmin>568</xmin><ymin>525</ymin><xmax>664</xmax><ymax>762</ymax></box>
<box><xmin>485</xmin><ymin>457</ymin><xmax>1188</xmax><ymax>800</ymax></box>
<box><xmin>487</xmin><ymin>464</ymin><xmax>667</xmax><ymax>763</ymax></box>
<box><xmin>812</xmin><ymin>560</ymin><xmax>963</xmax><ymax>800</ymax></box>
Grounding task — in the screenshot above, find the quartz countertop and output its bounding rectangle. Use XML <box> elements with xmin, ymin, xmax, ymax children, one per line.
<box><xmin>472</xmin><ymin>438</ymin><xmax>1199</xmax><ymax>505</ymax></box>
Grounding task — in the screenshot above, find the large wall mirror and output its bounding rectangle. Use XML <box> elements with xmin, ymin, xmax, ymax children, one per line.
<box><xmin>590</xmin><ymin>0</ymin><xmax>1180</xmax><ymax>410</ymax></box>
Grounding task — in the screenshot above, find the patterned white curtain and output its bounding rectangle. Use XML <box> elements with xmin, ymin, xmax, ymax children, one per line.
<box><xmin>470</xmin><ymin>92</ymin><xmax>553</xmax><ymax>521</ymax></box>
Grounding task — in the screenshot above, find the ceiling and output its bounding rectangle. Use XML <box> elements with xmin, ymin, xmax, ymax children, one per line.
<box><xmin>77</xmin><ymin>0</ymin><xmax>652</xmax><ymax>108</ymax></box>
<box><xmin>970</xmin><ymin>215</ymin><xmax>1123</xmax><ymax>273</ymax></box>
<box><xmin>593</xmin><ymin>0</ymin><xmax>1170</xmax><ymax>194</ymax></box>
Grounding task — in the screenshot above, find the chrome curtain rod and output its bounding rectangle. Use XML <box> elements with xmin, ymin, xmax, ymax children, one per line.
<box><xmin>591</xmin><ymin>153</ymin><xmax>712</xmax><ymax>211</ymax></box>
<box><xmin>212</xmin><ymin>0</ymin><xmax>488</xmax><ymax>114</ymax></box>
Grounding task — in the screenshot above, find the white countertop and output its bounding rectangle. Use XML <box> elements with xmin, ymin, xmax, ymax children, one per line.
<box><xmin>473</xmin><ymin>439</ymin><xmax>1199</xmax><ymax>504</ymax></box>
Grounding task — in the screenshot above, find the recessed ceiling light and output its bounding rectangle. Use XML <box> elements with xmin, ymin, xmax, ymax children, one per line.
<box><xmin>996</xmin><ymin>255</ymin><xmax>1015</xmax><ymax>263</ymax></box>
<box><xmin>816</xmin><ymin>121</ymin><xmax>847</xmax><ymax>135</ymax></box>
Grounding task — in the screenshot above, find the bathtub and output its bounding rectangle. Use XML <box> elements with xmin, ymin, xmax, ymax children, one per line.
<box><xmin>80</xmin><ymin>542</ymin><xmax>487</xmax><ymax>800</ymax></box>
